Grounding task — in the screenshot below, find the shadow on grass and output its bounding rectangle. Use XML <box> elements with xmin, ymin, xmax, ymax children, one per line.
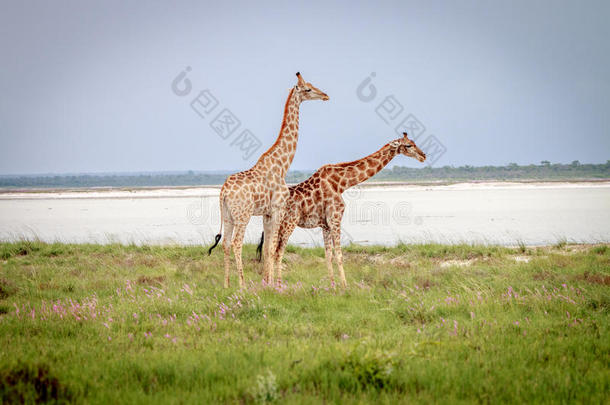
<box><xmin>0</xmin><ymin>363</ymin><xmax>72</xmax><ymax>403</ymax></box>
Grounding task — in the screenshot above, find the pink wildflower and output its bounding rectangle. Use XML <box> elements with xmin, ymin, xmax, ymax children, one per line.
<box><xmin>181</xmin><ymin>283</ymin><xmax>193</xmax><ymax>296</ymax></box>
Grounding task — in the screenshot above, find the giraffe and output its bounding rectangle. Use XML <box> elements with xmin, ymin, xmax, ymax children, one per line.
<box><xmin>208</xmin><ymin>72</ymin><xmax>329</xmax><ymax>288</ymax></box>
<box><xmin>257</xmin><ymin>132</ymin><xmax>426</xmax><ymax>287</ymax></box>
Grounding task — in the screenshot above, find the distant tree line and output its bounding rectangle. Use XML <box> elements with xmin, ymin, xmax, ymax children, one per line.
<box><xmin>370</xmin><ymin>160</ymin><xmax>610</xmax><ymax>182</ymax></box>
<box><xmin>1</xmin><ymin>161</ymin><xmax>609</xmax><ymax>189</ymax></box>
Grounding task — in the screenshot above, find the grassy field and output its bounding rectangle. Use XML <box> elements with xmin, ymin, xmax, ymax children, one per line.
<box><xmin>0</xmin><ymin>241</ymin><xmax>608</xmax><ymax>403</ymax></box>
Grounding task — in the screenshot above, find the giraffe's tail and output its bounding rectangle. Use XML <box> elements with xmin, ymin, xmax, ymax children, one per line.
<box><xmin>207</xmin><ymin>192</ymin><xmax>225</xmax><ymax>255</ymax></box>
<box><xmin>208</xmin><ymin>234</ymin><xmax>222</xmax><ymax>255</ymax></box>
<box><xmin>256</xmin><ymin>232</ymin><xmax>264</xmax><ymax>262</ymax></box>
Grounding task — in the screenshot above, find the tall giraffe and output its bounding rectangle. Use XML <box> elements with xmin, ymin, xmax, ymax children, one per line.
<box><xmin>208</xmin><ymin>72</ymin><xmax>329</xmax><ymax>288</ymax></box>
<box><xmin>258</xmin><ymin>133</ymin><xmax>426</xmax><ymax>287</ymax></box>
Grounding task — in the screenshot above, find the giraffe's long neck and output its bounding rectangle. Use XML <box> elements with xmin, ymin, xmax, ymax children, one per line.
<box><xmin>256</xmin><ymin>88</ymin><xmax>300</xmax><ymax>177</ymax></box>
<box><xmin>332</xmin><ymin>143</ymin><xmax>398</xmax><ymax>193</ymax></box>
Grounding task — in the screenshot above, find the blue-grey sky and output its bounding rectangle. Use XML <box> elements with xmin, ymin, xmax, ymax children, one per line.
<box><xmin>1</xmin><ymin>0</ymin><xmax>609</xmax><ymax>175</ymax></box>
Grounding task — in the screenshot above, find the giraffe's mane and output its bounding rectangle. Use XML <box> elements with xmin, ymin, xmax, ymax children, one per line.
<box><xmin>325</xmin><ymin>142</ymin><xmax>392</xmax><ymax>170</ymax></box>
<box><xmin>256</xmin><ymin>87</ymin><xmax>295</xmax><ymax>162</ymax></box>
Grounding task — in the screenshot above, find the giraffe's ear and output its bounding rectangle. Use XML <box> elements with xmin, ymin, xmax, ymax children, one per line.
<box><xmin>389</xmin><ymin>140</ymin><xmax>401</xmax><ymax>148</ymax></box>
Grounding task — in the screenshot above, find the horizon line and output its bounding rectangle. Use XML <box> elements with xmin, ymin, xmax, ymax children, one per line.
<box><xmin>1</xmin><ymin>159</ymin><xmax>608</xmax><ymax>178</ymax></box>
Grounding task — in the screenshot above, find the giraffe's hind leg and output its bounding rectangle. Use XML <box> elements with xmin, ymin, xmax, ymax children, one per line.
<box><xmin>263</xmin><ymin>207</ymin><xmax>285</xmax><ymax>287</ymax></box>
<box><xmin>231</xmin><ymin>223</ymin><xmax>247</xmax><ymax>288</ymax></box>
<box><xmin>274</xmin><ymin>217</ymin><xmax>298</xmax><ymax>286</ymax></box>
<box><xmin>222</xmin><ymin>220</ymin><xmax>234</xmax><ymax>288</ymax></box>
<box><xmin>226</xmin><ymin>202</ymin><xmax>253</xmax><ymax>289</ymax></box>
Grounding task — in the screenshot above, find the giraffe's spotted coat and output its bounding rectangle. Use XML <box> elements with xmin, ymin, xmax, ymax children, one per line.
<box><xmin>216</xmin><ymin>73</ymin><xmax>329</xmax><ymax>288</ymax></box>
<box><xmin>271</xmin><ymin>133</ymin><xmax>426</xmax><ymax>287</ymax></box>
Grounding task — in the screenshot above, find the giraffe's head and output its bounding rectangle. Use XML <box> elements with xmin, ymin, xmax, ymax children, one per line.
<box><xmin>294</xmin><ymin>72</ymin><xmax>329</xmax><ymax>102</ymax></box>
<box><xmin>389</xmin><ymin>132</ymin><xmax>426</xmax><ymax>162</ymax></box>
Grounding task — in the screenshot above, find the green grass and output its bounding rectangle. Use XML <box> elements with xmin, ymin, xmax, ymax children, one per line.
<box><xmin>0</xmin><ymin>241</ymin><xmax>608</xmax><ymax>403</ymax></box>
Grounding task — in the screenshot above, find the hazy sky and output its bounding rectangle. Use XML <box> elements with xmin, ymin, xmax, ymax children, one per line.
<box><xmin>1</xmin><ymin>0</ymin><xmax>609</xmax><ymax>175</ymax></box>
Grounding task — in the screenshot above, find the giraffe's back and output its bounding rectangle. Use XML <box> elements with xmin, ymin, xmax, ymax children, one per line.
<box><xmin>288</xmin><ymin>168</ymin><xmax>343</xmax><ymax>229</ymax></box>
<box><xmin>221</xmin><ymin>168</ymin><xmax>290</xmax><ymax>218</ymax></box>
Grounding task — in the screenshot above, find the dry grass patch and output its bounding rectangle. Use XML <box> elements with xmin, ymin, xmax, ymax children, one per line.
<box><xmin>576</xmin><ymin>272</ymin><xmax>610</xmax><ymax>286</ymax></box>
<box><xmin>136</xmin><ymin>275</ymin><xmax>166</xmax><ymax>285</ymax></box>
<box><xmin>439</xmin><ymin>259</ymin><xmax>475</xmax><ymax>268</ymax></box>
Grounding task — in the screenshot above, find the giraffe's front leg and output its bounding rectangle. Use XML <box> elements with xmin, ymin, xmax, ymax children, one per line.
<box><xmin>330</xmin><ymin>228</ymin><xmax>347</xmax><ymax>288</ymax></box>
<box><xmin>322</xmin><ymin>228</ymin><xmax>335</xmax><ymax>288</ymax></box>
<box><xmin>262</xmin><ymin>215</ymin><xmax>274</xmax><ymax>285</ymax></box>
<box><xmin>328</xmin><ymin>207</ymin><xmax>347</xmax><ymax>288</ymax></box>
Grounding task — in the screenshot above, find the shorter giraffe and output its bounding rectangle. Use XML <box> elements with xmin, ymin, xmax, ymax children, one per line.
<box><xmin>257</xmin><ymin>132</ymin><xmax>426</xmax><ymax>287</ymax></box>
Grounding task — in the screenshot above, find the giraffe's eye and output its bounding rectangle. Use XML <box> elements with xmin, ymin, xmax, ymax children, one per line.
<box><xmin>305</xmin><ymin>89</ymin><xmax>312</xmax><ymax>92</ymax></box>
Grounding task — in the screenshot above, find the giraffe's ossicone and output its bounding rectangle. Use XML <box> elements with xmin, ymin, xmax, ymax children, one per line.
<box><xmin>208</xmin><ymin>72</ymin><xmax>329</xmax><ymax>288</ymax></box>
